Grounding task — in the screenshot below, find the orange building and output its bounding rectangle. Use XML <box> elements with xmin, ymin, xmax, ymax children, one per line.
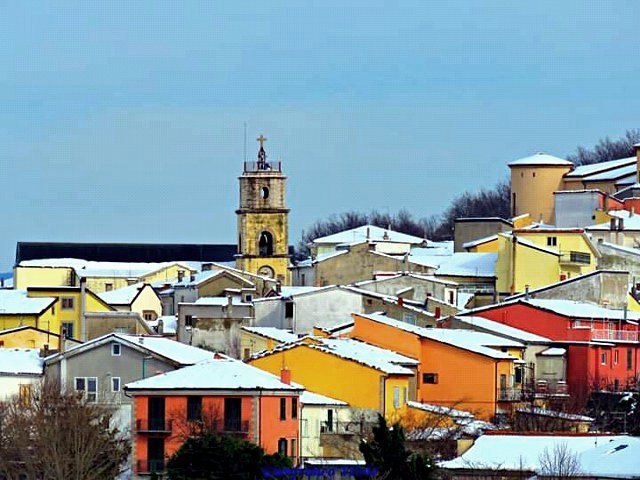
<box><xmin>351</xmin><ymin>312</ymin><xmax>524</xmax><ymax>420</ymax></box>
<box><xmin>124</xmin><ymin>357</ymin><xmax>302</xmax><ymax>477</ymax></box>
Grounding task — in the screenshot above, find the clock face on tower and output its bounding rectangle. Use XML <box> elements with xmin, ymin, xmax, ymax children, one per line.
<box><xmin>258</xmin><ymin>265</ymin><xmax>275</xmax><ymax>278</ymax></box>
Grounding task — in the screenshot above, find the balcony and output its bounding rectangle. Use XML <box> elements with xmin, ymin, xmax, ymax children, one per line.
<box><xmin>219</xmin><ymin>419</ymin><xmax>250</xmax><ymax>436</ymax></box>
<box><xmin>243</xmin><ymin>160</ymin><xmax>282</xmax><ymax>173</ymax></box>
<box><xmin>497</xmin><ymin>387</ymin><xmax>523</xmax><ymax>402</ymax></box>
<box><xmin>559</xmin><ymin>251</ymin><xmax>591</xmax><ymax>265</ymax></box>
<box><xmin>135</xmin><ymin>419</ymin><xmax>173</xmax><ymax>434</ymax></box>
<box><xmin>320</xmin><ymin>420</ymin><xmax>373</xmax><ymax>436</ymax></box>
<box><xmin>591</xmin><ymin>329</ymin><xmax>639</xmax><ymax>342</ymax></box>
<box><xmin>533</xmin><ymin>380</ymin><xmax>568</xmax><ymax>396</ymax></box>
<box><xmin>136</xmin><ymin>459</ymin><xmax>165</xmax><ymax>475</ymax></box>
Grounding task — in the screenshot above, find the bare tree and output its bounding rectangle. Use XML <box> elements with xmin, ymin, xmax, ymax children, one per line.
<box><xmin>538</xmin><ymin>442</ymin><xmax>582</xmax><ymax>479</ymax></box>
<box><xmin>0</xmin><ymin>381</ymin><xmax>130</xmax><ymax>480</ymax></box>
<box><xmin>567</xmin><ymin>129</ymin><xmax>640</xmax><ymax>166</ymax></box>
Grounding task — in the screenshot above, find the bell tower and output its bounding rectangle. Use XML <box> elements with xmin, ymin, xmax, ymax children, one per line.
<box><xmin>236</xmin><ymin>135</ymin><xmax>290</xmax><ymax>284</ymax></box>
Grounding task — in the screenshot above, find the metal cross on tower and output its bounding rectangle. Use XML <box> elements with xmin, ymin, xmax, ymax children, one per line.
<box><xmin>256</xmin><ymin>134</ymin><xmax>268</xmax><ymax>168</ymax></box>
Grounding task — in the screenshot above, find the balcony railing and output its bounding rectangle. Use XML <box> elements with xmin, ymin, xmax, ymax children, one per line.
<box><xmin>560</xmin><ymin>251</ymin><xmax>591</xmax><ymax>265</ymax></box>
<box><xmin>243</xmin><ymin>161</ymin><xmax>282</xmax><ymax>173</ymax></box>
<box><xmin>533</xmin><ymin>380</ymin><xmax>568</xmax><ymax>396</ymax></box>
<box><xmin>320</xmin><ymin>420</ymin><xmax>373</xmax><ymax>435</ymax></box>
<box><xmin>135</xmin><ymin>418</ymin><xmax>173</xmax><ymax>433</ymax></box>
<box><xmin>497</xmin><ymin>387</ymin><xmax>523</xmax><ymax>402</ymax></box>
<box><xmin>137</xmin><ymin>459</ymin><xmax>165</xmax><ymax>474</ymax></box>
<box><xmin>220</xmin><ymin>419</ymin><xmax>250</xmax><ymax>436</ymax></box>
<box><xmin>591</xmin><ymin>329</ymin><xmax>639</xmax><ymax>342</ymax></box>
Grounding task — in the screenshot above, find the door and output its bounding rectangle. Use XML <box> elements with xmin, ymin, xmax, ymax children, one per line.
<box><xmin>326</xmin><ymin>409</ymin><xmax>334</xmax><ymax>433</ymax></box>
<box><xmin>148</xmin><ymin>397</ymin><xmax>165</xmax><ymax>431</ymax></box>
<box><xmin>147</xmin><ymin>437</ymin><xmax>165</xmax><ymax>473</ymax></box>
<box><xmin>224</xmin><ymin>398</ymin><xmax>242</xmax><ymax>432</ymax></box>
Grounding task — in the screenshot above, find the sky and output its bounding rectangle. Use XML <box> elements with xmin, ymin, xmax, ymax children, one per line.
<box><xmin>1</xmin><ymin>1</ymin><xmax>639</xmax><ymax>271</ymax></box>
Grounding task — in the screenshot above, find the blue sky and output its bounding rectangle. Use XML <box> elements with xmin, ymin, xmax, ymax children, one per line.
<box><xmin>1</xmin><ymin>2</ymin><xmax>639</xmax><ymax>270</ymax></box>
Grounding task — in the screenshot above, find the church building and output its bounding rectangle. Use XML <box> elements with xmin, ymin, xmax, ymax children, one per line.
<box><xmin>235</xmin><ymin>135</ymin><xmax>291</xmax><ymax>285</ymax></box>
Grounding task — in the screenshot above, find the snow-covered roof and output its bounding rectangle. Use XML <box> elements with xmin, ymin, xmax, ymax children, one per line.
<box><xmin>525</xmin><ymin>298</ymin><xmax>640</xmax><ymax>322</ymax></box>
<box><xmin>462</xmin><ymin>234</ymin><xmax>499</xmax><ymax>250</ymax></box>
<box><xmin>251</xmin><ymin>336</ymin><xmax>418</xmax><ymax>375</ymax></box>
<box><xmin>0</xmin><ymin>276</ymin><xmax>13</xmax><ymax>289</ymax></box>
<box><xmin>453</xmin><ymin>315</ymin><xmax>552</xmax><ymax>343</ymax></box>
<box><xmin>97</xmin><ymin>282</ymin><xmax>148</xmax><ymax>305</ymax></box>
<box><xmin>356</xmin><ymin>313</ymin><xmax>521</xmax><ymax>359</ymax></box>
<box><xmin>242</xmin><ymin>326</ymin><xmax>299</xmax><ymax>344</ymax></box>
<box><xmin>51</xmin><ymin>333</ymin><xmax>214</xmax><ymax>365</ymax></box>
<box><xmin>18</xmin><ymin>258</ymin><xmax>198</xmax><ymax>279</ymax></box>
<box><xmin>539</xmin><ymin>347</ymin><xmax>566</xmax><ymax>356</ymax></box>
<box><xmin>407</xmin><ymin>400</ymin><xmax>474</xmax><ymax>419</ymax></box>
<box><xmin>312</xmin><ymin>225</ymin><xmax>425</xmax><ymax>245</ymax></box>
<box><xmin>507</xmin><ymin>234</ymin><xmax>561</xmax><ymax>256</ymax></box>
<box><xmin>278</xmin><ymin>286</ymin><xmax>331</xmax><ymax>297</ymax></box>
<box><xmin>441</xmin><ymin>433</ymin><xmax>637</xmax><ymax>478</ymax></box>
<box><xmin>146</xmin><ymin>315</ymin><xmax>177</xmax><ymax>335</ymax></box>
<box><xmin>192</xmin><ymin>296</ymin><xmax>252</xmax><ymax>307</ymax></box>
<box><xmin>0</xmin><ymin>290</ymin><xmax>56</xmax><ymax>315</ymax></box>
<box><xmin>516</xmin><ymin>406</ymin><xmax>593</xmax><ymax>422</ymax></box>
<box><xmin>587</xmin><ymin>210</ymin><xmax>640</xmax><ymax>231</ymax></box>
<box><xmin>300</xmin><ymin>390</ymin><xmax>348</xmax><ymax>406</ymax></box>
<box><xmin>435</xmin><ymin>253</ymin><xmax>497</xmax><ymax>278</ymax></box>
<box><xmin>0</xmin><ymin>348</ymin><xmax>44</xmax><ymax>375</ymax></box>
<box><xmin>597</xmin><ymin>242</ymin><xmax>640</xmax><ymax>257</ymax></box>
<box><xmin>564</xmin><ymin>156</ymin><xmax>636</xmax><ymax>179</ymax></box>
<box><xmin>508</xmin><ymin>152</ymin><xmax>573</xmax><ymax>167</ymax></box>
<box><xmin>125</xmin><ymin>357</ymin><xmax>302</xmax><ymax>392</ymax></box>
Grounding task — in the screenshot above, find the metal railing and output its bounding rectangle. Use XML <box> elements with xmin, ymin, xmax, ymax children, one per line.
<box><xmin>137</xmin><ymin>459</ymin><xmax>165</xmax><ymax>474</ymax></box>
<box><xmin>497</xmin><ymin>387</ymin><xmax>523</xmax><ymax>402</ymax></box>
<box><xmin>533</xmin><ymin>379</ymin><xmax>568</xmax><ymax>395</ymax></box>
<box><xmin>560</xmin><ymin>251</ymin><xmax>591</xmax><ymax>265</ymax></box>
<box><xmin>135</xmin><ymin>418</ymin><xmax>173</xmax><ymax>433</ymax></box>
<box><xmin>319</xmin><ymin>420</ymin><xmax>373</xmax><ymax>435</ymax></box>
<box><xmin>243</xmin><ymin>161</ymin><xmax>282</xmax><ymax>173</ymax></box>
<box><xmin>592</xmin><ymin>329</ymin><xmax>639</xmax><ymax>342</ymax></box>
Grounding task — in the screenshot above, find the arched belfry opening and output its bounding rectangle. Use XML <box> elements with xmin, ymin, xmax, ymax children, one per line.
<box><xmin>259</xmin><ymin>231</ymin><xmax>274</xmax><ymax>256</ymax></box>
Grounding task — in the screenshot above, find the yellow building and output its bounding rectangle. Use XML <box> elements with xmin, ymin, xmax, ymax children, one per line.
<box><xmin>235</xmin><ymin>135</ymin><xmax>290</xmax><ymax>285</ymax></box>
<box><xmin>27</xmin><ymin>285</ymin><xmax>114</xmax><ymax>340</ymax></box>
<box><xmin>0</xmin><ymin>325</ymin><xmax>82</xmax><ymax>351</ymax></box>
<box><xmin>509</xmin><ymin>153</ymin><xmax>573</xmax><ymax>225</ymax></box>
<box><xmin>97</xmin><ymin>283</ymin><xmax>163</xmax><ymax>321</ymax></box>
<box><xmin>240</xmin><ymin>326</ymin><xmax>299</xmax><ymax>359</ymax></box>
<box><xmin>248</xmin><ymin>337</ymin><xmax>418</xmax><ymax>418</ymax></box>
<box><xmin>0</xmin><ymin>290</ymin><xmax>58</xmax><ymax>335</ymax></box>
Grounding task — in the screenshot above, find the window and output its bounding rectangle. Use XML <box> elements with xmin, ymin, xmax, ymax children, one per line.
<box><xmin>185</xmin><ymin>315</ymin><xmax>193</xmax><ymax>327</ymax></box>
<box><xmin>532</xmin><ymin>171</ymin><xmax>536</xmax><ymax>178</ymax></box>
<box><xmin>61</xmin><ymin>297</ymin><xmax>74</xmax><ymax>310</ymax></box>
<box><xmin>187</xmin><ymin>396</ymin><xmax>203</xmax><ymax>422</ymax></box>
<box><xmin>143</xmin><ymin>311</ymin><xmax>156</xmax><ymax>321</ymax></box>
<box><xmin>285</xmin><ymin>302</ymin><xmax>294</xmax><ymax>319</ymax></box>
<box><xmin>290</xmin><ymin>438</ymin><xmax>297</xmax><ymax>458</ymax></box>
<box><xmin>627</xmin><ymin>348</ymin><xmax>633</xmax><ymax>370</ymax></box>
<box><xmin>546</xmin><ymin>237</ymin><xmax>557</xmax><ymax>247</ymax></box>
<box><xmin>278</xmin><ymin>438</ymin><xmax>288</xmax><ymax>457</ymax></box>
<box><xmin>291</xmin><ymin>398</ymin><xmax>298</xmax><ymax>419</ymax></box>
<box><xmin>280</xmin><ymin>397</ymin><xmax>287</xmax><ymax>420</ymax></box>
<box><xmin>614</xmin><ymin>349</ymin><xmax>619</xmax><ymax>365</ymax></box>
<box><xmin>515</xmin><ymin>367</ymin><xmax>523</xmax><ymax>384</ymax></box>
<box><xmin>62</xmin><ymin>322</ymin><xmax>74</xmax><ymax>339</ymax></box>
<box><xmin>105</xmin><ymin>283</ymin><xmax>113</xmax><ymax>292</ymax></box>
<box><xmin>393</xmin><ymin>387</ymin><xmax>400</xmax><ymax>408</ymax></box>
<box><xmin>75</xmin><ymin>377</ymin><xmax>98</xmax><ymax>402</ymax></box>
<box><xmin>112</xmin><ymin>377</ymin><xmax>121</xmax><ymax>392</ymax></box>
<box><xmin>601</xmin><ymin>352</ymin><xmax>607</xmax><ymax>365</ymax></box>
<box><xmin>111</xmin><ymin>343</ymin><xmax>121</xmax><ymax>356</ymax></box>
<box><xmin>422</xmin><ymin>373</ymin><xmax>438</xmax><ymax>384</ymax></box>
<box><xmin>403</xmin><ymin>387</ymin><xmax>408</xmax><ymax>406</ymax></box>
<box><xmin>243</xmin><ymin>348</ymin><xmax>251</xmax><ymax>360</ymax></box>
<box><xmin>260</xmin><ymin>186</ymin><xmax>269</xmax><ymax>199</ymax></box>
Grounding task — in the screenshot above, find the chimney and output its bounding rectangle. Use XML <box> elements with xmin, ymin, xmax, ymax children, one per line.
<box><xmin>275</xmin><ymin>281</ymin><xmax>282</xmax><ymax>294</ymax></box>
<box><xmin>280</xmin><ymin>367</ymin><xmax>291</xmax><ymax>385</ymax></box>
<box><xmin>225</xmin><ymin>294</ymin><xmax>233</xmax><ymax>317</ymax></box>
<box><xmin>398</xmin><ymin>297</ymin><xmax>404</xmax><ymax>307</ymax></box>
<box><xmin>618</xmin><ymin>218</ymin><xmax>625</xmax><ymax>231</ymax></box>
<box><xmin>157</xmin><ymin>317</ymin><xmax>164</xmax><ymax>335</ymax></box>
<box><xmin>366</xmin><ymin>227</ymin><xmax>370</xmax><ymax>240</ymax></box>
<box><xmin>524</xmin><ymin>285</ymin><xmax>530</xmax><ymax>300</ymax></box>
<box><xmin>80</xmin><ymin>277</ymin><xmax>87</xmax><ymax>342</ymax></box>
<box><xmin>610</xmin><ymin>218</ymin><xmax>616</xmax><ymax>230</ymax></box>
<box><xmin>435</xmin><ymin>306</ymin><xmax>441</xmax><ymax>319</ymax></box>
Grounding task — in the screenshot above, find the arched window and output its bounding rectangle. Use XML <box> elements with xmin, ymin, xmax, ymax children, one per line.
<box><xmin>259</xmin><ymin>231</ymin><xmax>274</xmax><ymax>256</ymax></box>
<box><xmin>261</xmin><ymin>186</ymin><xmax>270</xmax><ymax>199</ymax></box>
<box><xmin>278</xmin><ymin>438</ymin><xmax>288</xmax><ymax>457</ymax></box>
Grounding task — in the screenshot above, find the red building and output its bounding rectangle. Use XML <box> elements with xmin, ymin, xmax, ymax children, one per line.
<box><xmin>125</xmin><ymin>357</ymin><xmax>302</xmax><ymax>477</ymax></box>
<box><xmin>466</xmin><ymin>298</ymin><xmax>640</xmax><ymax>398</ymax></box>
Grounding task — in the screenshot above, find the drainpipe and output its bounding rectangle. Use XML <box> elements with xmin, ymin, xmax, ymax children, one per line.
<box><xmin>80</xmin><ymin>277</ymin><xmax>87</xmax><ymax>341</ymax></box>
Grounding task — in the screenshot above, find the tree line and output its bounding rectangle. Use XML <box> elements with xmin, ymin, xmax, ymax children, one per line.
<box><xmin>297</xmin><ymin>129</ymin><xmax>640</xmax><ymax>257</ymax></box>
